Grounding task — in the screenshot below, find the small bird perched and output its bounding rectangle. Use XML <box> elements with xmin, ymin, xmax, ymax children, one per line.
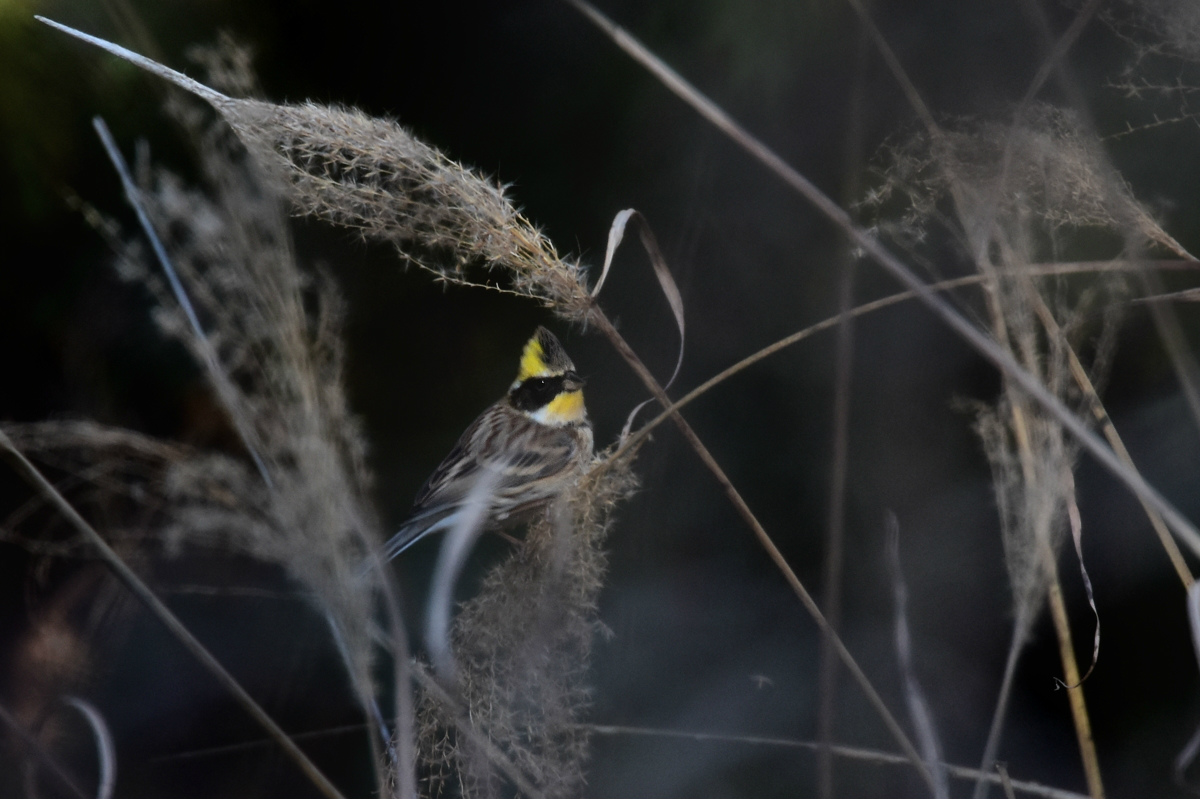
<box><xmin>382</xmin><ymin>326</ymin><xmax>594</xmax><ymax>560</ymax></box>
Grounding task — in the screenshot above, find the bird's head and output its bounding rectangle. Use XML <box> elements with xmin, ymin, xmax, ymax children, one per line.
<box><xmin>509</xmin><ymin>326</ymin><xmax>587</xmax><ymax>425</ymax></box>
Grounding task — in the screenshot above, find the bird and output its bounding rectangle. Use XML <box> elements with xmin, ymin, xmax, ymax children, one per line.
<box><xmin>381</xmin><ymin>326</ymin><xmax>594</xmax><ymax>560</ymax></box>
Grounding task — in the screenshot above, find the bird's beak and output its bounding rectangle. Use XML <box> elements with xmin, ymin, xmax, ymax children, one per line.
<box><xmin>562</xmin><ymin>371</ymin><xmax>586</xmax><ymax>392</ymax></box>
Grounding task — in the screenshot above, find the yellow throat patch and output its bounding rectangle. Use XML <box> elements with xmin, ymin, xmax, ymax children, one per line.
<box><xmin>542</xmin><ymin>389</ymin><xmax>586</xmax><ymax>423</ymax></box>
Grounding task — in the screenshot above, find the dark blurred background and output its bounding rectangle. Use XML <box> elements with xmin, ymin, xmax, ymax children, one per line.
<box><xmin>3</xmin><ymin>0</ymin><xmax>1200</xmax><ymax>797</ymax></box>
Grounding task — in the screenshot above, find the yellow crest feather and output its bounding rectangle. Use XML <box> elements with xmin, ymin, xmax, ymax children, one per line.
<box><xmin>517</xmin><ymin>335</ymin><xmax>550</xmax><ymax>381</ymax></box>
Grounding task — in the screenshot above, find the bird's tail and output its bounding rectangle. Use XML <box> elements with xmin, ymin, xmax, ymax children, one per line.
<box><xmin>381</xmin><ymin>509</ymin><xmax>462</xmax><ymax>561</ymax></box>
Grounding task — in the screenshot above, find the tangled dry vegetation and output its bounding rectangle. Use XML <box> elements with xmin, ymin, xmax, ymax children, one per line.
<box><xmin>861</xmin><ymin>102</ymin><xmax>1182</xmax><ymax>799</ymax></box>
<box><xmin>5</xmin><ymin>25</ymin><xmax>640</xmax><ymax>799</ymax></box>
<box><xmin>8</xmin><ymin>2</ymin><xmax>1200</xmax><ymax>798</ymax></box>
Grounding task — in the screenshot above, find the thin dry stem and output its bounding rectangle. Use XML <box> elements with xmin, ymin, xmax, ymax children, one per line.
<box><xmin>1043</xmin><ymin>551</ymin><xmax>1104</xmax><ymax>798</ymax></box>
<box><xmin>580</xmin><ymin>724</ymin><xmax>1091</xmax><ymax>799</ymax></box>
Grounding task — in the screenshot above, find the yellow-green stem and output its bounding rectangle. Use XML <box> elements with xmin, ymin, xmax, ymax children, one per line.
<box><xmin>1043</xmin><ymin>550</ymin><xmax>1105</xmax><ymax>799</ymax></box>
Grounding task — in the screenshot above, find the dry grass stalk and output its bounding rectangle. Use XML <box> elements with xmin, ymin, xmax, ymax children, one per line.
<box><xmin>24</xmin><ymin>23</ymin><xmax>656</xmax><ymax>796</ymax></box>
<box><xmin>5</xmin><ymin>37</ymin><xmax>401</xmax><ymax>795</ymax></box>
<box><xmin>225</xmin><ymin>101</ymin><xmax>592</xmax><ymax>317</ymax></box>
<box><xmin>864</xmin><ymin>105</ymin><xmax>1155</xmax><ymax>799</ymax></box>
<box><xmin>38</xmin><ymin>17</ymin><xmax>596</xmax><ymax>322</ymax></box>
<box><xmin>414</xmin><ymin>451</ymin><xmax>638</xmax><ymax>799</ymax></box>
<box><xmin>118</xmin><ymin>99</ymin><xmax>386</xmax><ymax>726</ymax></box>
<box><xmin>843</xmin><ymin>5</ymin><xmax>1199</xmax><ymax>789</ymax></box>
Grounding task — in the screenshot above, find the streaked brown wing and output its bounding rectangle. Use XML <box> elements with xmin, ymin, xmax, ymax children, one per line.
<box><xmin>410</xmin><ymin>403</ymin><xmax>581</xmax><ymax>514</ymax></box>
